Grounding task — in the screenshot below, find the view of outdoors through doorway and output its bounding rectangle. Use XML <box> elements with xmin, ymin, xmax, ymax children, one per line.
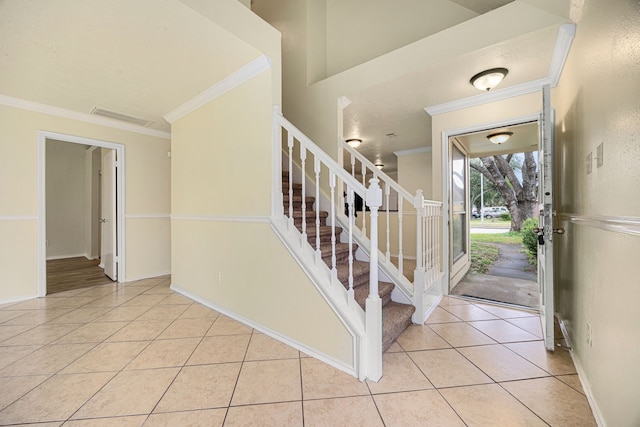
<box><xmin>449</xmin><ymin>121</ymin><xmax>540</xmax><ymax>311</ymax></box>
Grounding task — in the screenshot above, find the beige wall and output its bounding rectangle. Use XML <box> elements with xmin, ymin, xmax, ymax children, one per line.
<box><xmin>324</xmin><ymin>0</ymin><xmax>476</xmax><ymax>77</ymax></box>
<box><xmin>45</xmin><ymin>140</ymin><xmax>88</xmax><ymax>259</ymax></box>
<box><xmin>553</xmin><ymin>0</ymin><xmax>640</xmax><ymax>424</ymax></box>
<box><xmin>0</xmin><ymin>104</ymin><xmax>171</xmax><ymax>301</ymax></box>
<box><xmin>397</xmin><ymin>150</ymin><xmax>432</xmax><ymax>199</ymax></box>
<box><xmin>171</xmin><ymin>71</ymin><xmax>356</xmax><ymax>369</ymax></box>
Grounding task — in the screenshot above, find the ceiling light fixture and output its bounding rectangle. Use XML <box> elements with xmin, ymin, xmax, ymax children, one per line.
<box><xmin>375</xmin><ymin>163</ymin><xmax>384</xmax><ymax>170</ymax></box>
<box><xmin>487</xmin><ymin>131</ymin><xmax>513</xmax><ymax>145</ymax></box>
<box><xmin>346</xmin><ymin>138</ymin><xmax>362</xmax><ymax>148</ymax></box>
<box><xmin>470</xmin><ymin>67</ymin><xmax>509</xmax><ymax>91</ymax></box>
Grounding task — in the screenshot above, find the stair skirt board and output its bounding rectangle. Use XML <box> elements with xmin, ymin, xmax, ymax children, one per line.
<box><xmin>171</xmin><ymin>283</ymin><xmax>359</xmax><ymax>378</ymax></box>
<box><xmin>280</xmin><ymin>173</ymin><xmax>415</xmax><ymax>353</ymax></box>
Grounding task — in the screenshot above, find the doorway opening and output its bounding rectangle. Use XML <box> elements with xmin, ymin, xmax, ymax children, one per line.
<box><xmin>37</xmin><ymin>132</ymin><xmax>125</xmax><ymax>296</ymax></box>
<box><xmin>444</xmin><ymin>120</ymin><xmax>540</xmax><ymax>310</ymax></box>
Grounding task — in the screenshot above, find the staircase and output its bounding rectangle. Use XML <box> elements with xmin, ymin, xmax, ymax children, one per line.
<box><xmin>282</xmin><ymin>172</ymin><xmax>415</xmax><ymax>352</ymax></box>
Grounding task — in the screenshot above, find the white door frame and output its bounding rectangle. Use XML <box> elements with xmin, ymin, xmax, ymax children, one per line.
<box><xmin>440</xmin><ymin>113</ymin><xmax>540</xmax><ymax>295</ymax></box>
<box><xmin>37</xmin><ymin>131</ymin><xmax>126</xmax><ymax>297</ymax></box>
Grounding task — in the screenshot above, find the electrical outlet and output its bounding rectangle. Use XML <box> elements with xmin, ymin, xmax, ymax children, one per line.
<box><xmin>586</xmin><ymin>321</ymin><xmax>593</xmax><ymax>347</ymax></box>
<box><xmin>217</xmin><ymin>272</ymin><xmax>222</xmax><ymax>285</ymax></box>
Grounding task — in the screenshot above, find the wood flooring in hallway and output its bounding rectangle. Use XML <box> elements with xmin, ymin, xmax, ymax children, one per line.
<box><xmin>46</xmin><ymin>257</ymin><xmax>114</xmax><ymax>295</ymax></box>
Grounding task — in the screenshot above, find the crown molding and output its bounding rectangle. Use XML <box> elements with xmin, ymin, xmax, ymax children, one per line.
<box><xmin>425</xmin><ymin>23</ymin><xmax>576</xmax><ymax>116</ymax></box>
<box><xmin>164</xmin><ymin>54</ymin><xmax>272</xmax><ymax>124</ymax></box>
<box><xmin>394</xmin><ymin>146</ymin><xmax>432</xmax><ymax>157</ymax></box>
<box><xmin>0</xmin><ymin>94</ymin><xmax>171</xmax><ymax>139</ymax></box>
<box><xmin>548</xmin><ymin>23</ymin><xmax>576</xmax><ymax>87</ymax></box>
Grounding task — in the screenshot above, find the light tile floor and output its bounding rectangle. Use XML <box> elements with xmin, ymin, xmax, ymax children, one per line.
<box><xmin>0</xmin><ymin>277</ymin><xmax>597</xmax><ymax>426</ymax></box>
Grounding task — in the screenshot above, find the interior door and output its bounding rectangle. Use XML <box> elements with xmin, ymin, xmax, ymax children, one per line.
<box><xmin>100</xmin><ymin>149</ymin><xmax>117</xmax><ymax>281</ymax></box>
<box><xmin>538</xmin><ymin>84</ymin><xmax>555</xmax><ymax>351</ymax></box>
<box><xmin>449</xmin><ymin>139</ymin><xmax>470</xmax><ymax>288</ymax></box>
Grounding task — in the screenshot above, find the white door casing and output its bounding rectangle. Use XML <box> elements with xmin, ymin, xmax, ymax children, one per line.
<box><xmin>38</xmin><ymin>131</ymin><xmax>125</xmax><ymax>296</ymax></box>
<box><xmin>101</xmin><ymin>149</ymin><xmax>117</xmax><ymax>281</ymax></box>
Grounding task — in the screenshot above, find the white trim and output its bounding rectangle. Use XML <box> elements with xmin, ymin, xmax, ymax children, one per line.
<box><xmin>426</xmin><ymin>78</ymin><xmax>550</xmax><ymax>116</ymax></box>
<box><xmin>124</xmin><ymin>214</ymin><xmax>171</xmax><ymax>219</ymax></box>
<box><xmin>164</xmin><ymin>55</ymin><xmax>272</xmax><ymax>124</ymax></box>
<box><xmin>170</xmin><ymin>283</ymin><xmax>357</xmax><ymax>377</ymax></box>
<box><xmin>0</xmin><ymin>215</ymin><xmax>38</xmax><ymax>221</ymax></box>
<box><xmin>0</xmin><ymin>94</ymin><xmax>170</xmax><ymax>139</ymax></box>
<box><xmin>425</xmin><ymin>23</ymin><xmax>576</xmax><ymax>116</ymax></box>
<box><xmin>0</xmin><ymin>294</ymin><xmax>40</xmax><ymax>306</ymax></box>
<box><xmin>124</xmin><ymin>272</ymin><xmax>172</xmax><ymax>282</ymax></box>
<box><xmin>46</xmin><ymin>253</ymin><xmax>88</xmax><ymax>261</ymax></box>
<box><xmin>394</xmin><ymin>146</ymin><xmax>432</xmax><ymax>157</ymax></box>
<box><xmin>548</xmin><ymin>24</ymin><xmax>576</xmax><ymax>87</ymax></box>
<box><xmin>38</xmin><ymin>131</ymin><xmax>126</xmax><ymax>296</ymax></box>
<box><xmin>560</xmin><ymin>213</ymin><xmax>640</xmax><ymax>238</ymax></box>
<box><xmin>558</xmin><ymin>317</ymin><xmax>606</xmax><ymax>427</ymax></box>
<box><xmin>170</xmin><ymin>215</ymin><xmax>270</xmax><ymax>223</ymax></box>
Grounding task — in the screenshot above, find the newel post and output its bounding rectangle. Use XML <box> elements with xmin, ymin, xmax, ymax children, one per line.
<box><xmin>364</xmin><ymin>178</ymin><xmax>382</xmax><ymax>381</ymax></box>
<box><xmin>412</xmin><ymin>190</ymin><xmax>425</xmax><ymax>324</ymax></box>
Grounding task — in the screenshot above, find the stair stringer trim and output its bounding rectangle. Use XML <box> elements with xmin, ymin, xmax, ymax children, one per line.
<box><xmin>269</xmin><ymin>216</ymin><xmax>368</xmax><ymax>378</ymax></box>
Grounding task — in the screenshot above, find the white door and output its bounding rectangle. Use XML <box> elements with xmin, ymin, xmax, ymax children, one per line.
<box><xmin>449</xmin><ymin>139</ymin><xmax>470</xmax><ymax>288</ymax></box>
<box><xmin>538</xmin><ymin>84</ymin><xmax>555</xmax><ymax>351</ymax></box>
<box><xmin>101</xmin><ymin>149</ymin><xmax>117</xmax><ymax>281</ymax></box>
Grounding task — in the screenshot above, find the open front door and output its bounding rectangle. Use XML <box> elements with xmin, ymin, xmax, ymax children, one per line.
<box><xmin>100</xmin><ymin>149</ymin><xmax>117</xmax><ymax>281</ymax></box>
<box><xmin>538</xmin><ymin>84</ymin><xmax>555</xmax><ymax>351</ymax></box>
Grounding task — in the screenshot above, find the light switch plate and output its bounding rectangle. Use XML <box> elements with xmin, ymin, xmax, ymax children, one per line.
<box><xmin>596</xmin><ymin>143</ymin><xmax>604</xmax><ymax>167</ymax></box>
<box><xmin>586</xmin><ymin>152</ymin><xmax>592</xmax><ymax>174</ymax></box>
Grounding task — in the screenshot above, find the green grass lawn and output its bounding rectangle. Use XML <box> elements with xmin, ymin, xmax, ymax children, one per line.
<box><xmin>470</xmin><ymin>241</ymin><xmax>500</xmax><ymax>274</ymax></box>
<box><xmin>469</xmin><ymin>231</ymin><xmax>526</xmax><ymax>273</ymax></box>
<box><xmin>470</xmin><ymin>232</ymin><xmax>523</xmax><ymax>245</ymax></box>
<box><xmin>470</xmin><ymin>218</ymin><xmax>511</xmax><ymax>228</ymax></box>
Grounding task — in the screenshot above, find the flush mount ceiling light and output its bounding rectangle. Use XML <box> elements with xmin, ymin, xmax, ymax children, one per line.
<box><xmin>470</xmin><ymin>67</ymin><xmax>509</xmax><ymax>91</ymax></box>
<box><xmin>375</xmin><ymin>163</ymin><xmax>384</xmax><ymax>170</ymax></box>
<box><xmin>487</xmin><ymin>131</ymin><xmax>513</xmax><ymax>145</ymax></box>
<box><xmin>346</xmin><ymin>138</ymin><xmax>362</xmax><ymax>148</ymax></box>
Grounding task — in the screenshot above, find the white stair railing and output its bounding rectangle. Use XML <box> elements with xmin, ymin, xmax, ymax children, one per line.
<box><xmin>342</xmin><ymin>143</ymin><xmax>443</xmax><ymax>323</ymax></box>
<box><xmin>272</xmin><ymin>106</ymin><xmax>383</xmax><ymax>381</ymax></box>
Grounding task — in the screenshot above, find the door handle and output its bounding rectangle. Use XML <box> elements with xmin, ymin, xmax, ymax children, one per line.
<box><xmin>553</xmin><ymin>228</ymin><xmax>565</xmax><ymax>235</ymax></box>
<box><xmin>99</xmin><ymin>219</ymin><xmax>107</xmax><ymax>223</ymax></box>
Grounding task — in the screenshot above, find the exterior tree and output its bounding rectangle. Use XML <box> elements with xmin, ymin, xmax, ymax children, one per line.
<box><xmin>469</xmin><ymin>166</ymin><xmax>503</xmax><ymax>214</ymax></box>
<box><xmin>470</xmin><ymin>152</ymin><xmax>538</xmax><ymax>231</ymax></box>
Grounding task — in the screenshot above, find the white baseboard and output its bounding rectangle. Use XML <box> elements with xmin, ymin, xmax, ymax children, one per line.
<box><xmin>45</xmin><ymin>253</ymin><xmax>88</xmax><ymax>261</ymax></box>
<box><xmin>170</xmin><ymin>283</ymin><xmax>357</xmax><ymax>378</ymax></box>
<box><xmin>0</xmin><ymin>293</ymin><xmax>40</xmax><ymax>305</ymax></box>
<box><xmin>124</xmin><ymin>272</ymin><xmax>171</xmax><ymax>283</ymax></box>
<box><xmin>557</xmin><ymin>316</ymin><xmax>606</xmax><ymax>427</ymax></box>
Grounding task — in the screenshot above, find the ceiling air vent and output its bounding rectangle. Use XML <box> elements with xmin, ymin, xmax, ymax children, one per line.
<box><xmin>90</xmin><ymin>107</ymin><xmax>154</xmax><ymax>127</ymax></box>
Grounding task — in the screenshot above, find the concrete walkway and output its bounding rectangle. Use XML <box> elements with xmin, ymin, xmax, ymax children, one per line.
<box><xmin>452</xmin><ymin>242</ymin><xmax>539</xmax><ymax>309</ymax></box>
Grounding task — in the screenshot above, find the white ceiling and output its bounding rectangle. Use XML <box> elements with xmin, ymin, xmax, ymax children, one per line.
<box><xmin>0</xmin><ymin>0</ymin><xmax>262</xmax><ymax>132</ymax></box>
<box><xmin>342</xmin><ymin>1</ymin><xmax>571</xmax><ymax>172</ymax></box>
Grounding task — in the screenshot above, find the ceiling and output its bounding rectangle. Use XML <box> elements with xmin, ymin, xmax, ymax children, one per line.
<box><xmin>0</xmin><ymin>0</ymin><xmax>262</xmax><ymax>133</ymax></box>
<box><xmin>454</xmin><ymin>121</ymin><xmax>539</xmax><ymax>158</ymax></box>
<box><xmin>342</xmin><ymin>1</ymin><xmax>572</xmax><ymax>173</ymax></box>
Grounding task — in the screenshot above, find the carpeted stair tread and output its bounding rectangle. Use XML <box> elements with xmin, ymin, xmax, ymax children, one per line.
<box><xmin>353</xmin><ymin>281</ymin><xmax>394</xmax><ymax>310</ymax></box>
<box><xmin>318</xmin><ymin>242</ymin><xmax>356</xmax><ymax>264</ymax></box>
<box><xmin>336</xmin><ymin>260</ymin><xmax>370</xmax><ymax>289</ymax></box>
<box><xmin>382</xmin><ymin>301</ymin><xmax>415</xmax><ymax>352</ymax></box>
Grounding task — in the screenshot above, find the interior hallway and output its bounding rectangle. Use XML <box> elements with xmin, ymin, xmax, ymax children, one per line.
<box><xmin>0</xmin><ymin>276</ymin><xmax>595</xmax><ymax>426</ymax></box>
<box><xmin>46</xmin><ymin>257</ymin><xmax>113</xmax><ymax>295</ymax></box>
